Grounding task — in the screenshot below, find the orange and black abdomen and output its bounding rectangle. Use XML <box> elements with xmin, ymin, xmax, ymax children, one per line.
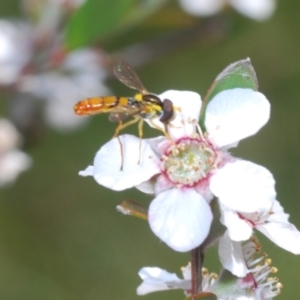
<box><xmin>74</xmin><ymin>96</ymin><xmax>130</xmax><ymax>115</ymax></box>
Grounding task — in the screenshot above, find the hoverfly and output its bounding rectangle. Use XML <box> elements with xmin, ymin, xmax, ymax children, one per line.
<box><xmin>74</xmin><ymin>61</ymin><xmax>174</xmax><ymax>168</ymax></box>
<box><xmin>74</xmin><ymin>60</ymin><xmax>174</xmax><ymax>135</ymax></box>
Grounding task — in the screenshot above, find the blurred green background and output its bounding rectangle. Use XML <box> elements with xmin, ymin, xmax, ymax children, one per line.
<box><xmin>1</xmin><ymin>0</ymin><xmax>300</xmax><ymax>299</ymax></box>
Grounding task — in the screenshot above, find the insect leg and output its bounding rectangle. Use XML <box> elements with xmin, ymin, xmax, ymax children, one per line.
<box><xmin>148</xmin><ymin>118</ymin><xmax>172</xmax><ymax>140</ymax></box>
<box><xmin>137</xmin><ymin>118</ymin><xmax>144</xmax><ymax>164</ymax></box>
<box><xmin>112</xmin><ymin>121</ymin><xmax>125</xmax><ymax>171</ymax></box>
<box><xmin>116</xmin><ymin>135</ymin><xmax>124</xmax><ymax>171</ymax></box>
<box><xmin>113</xmin><ymin>117</ymin><xmax>141</xmax><ymax>136</ymax></box>
<box><xmin>113</xmin><ymin>117</ymin><xmax>141</xmax><ymax>170</ymax></box>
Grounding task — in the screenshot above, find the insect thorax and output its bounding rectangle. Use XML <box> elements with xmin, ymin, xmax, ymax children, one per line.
<box><xmin>138</xmin><ymin>94</ymin><xmax>164</xmax><ymax>119</ymax></box>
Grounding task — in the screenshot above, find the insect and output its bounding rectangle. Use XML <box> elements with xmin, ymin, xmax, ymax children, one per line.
<box><xmin>74</xmin><ymin>61</ymin><xmax>174</xmax><ymax>168</ymax></box>
<box><xmin>74</xmin><ymin>60</ymin><xmax>174</xmax><ymax>135</ymax></box>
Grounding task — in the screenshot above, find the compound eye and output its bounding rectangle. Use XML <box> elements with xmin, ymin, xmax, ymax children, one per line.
<box><xmin>159</xmin><ymin>99</ymin><xmax>174</xmax><ymax>124</ymax></box>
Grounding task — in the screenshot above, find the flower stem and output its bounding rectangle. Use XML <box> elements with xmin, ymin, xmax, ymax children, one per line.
<box><xmin>190</xmin><ymin>245</ymin><xmax>204</xmax><ymax>295</ymax></box>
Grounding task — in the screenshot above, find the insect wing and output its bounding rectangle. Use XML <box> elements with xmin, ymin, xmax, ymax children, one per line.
<box><xmin>109</xmin><ymin>112</ymin><xmax>131</xmax><ymax>122</ymax></box>
<box><xmin>108</xmin><ymin>105</ymin><xmax>141</xmax><ymax>123</ymax></box>
<box><xmin>113</xmin><ymin>61</ymin><xmax>148</xmax><ymax>94</ymax></box>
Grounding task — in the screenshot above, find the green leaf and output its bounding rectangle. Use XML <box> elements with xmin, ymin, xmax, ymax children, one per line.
<box><xmin>199</xmin><ymin>58</ymin><xmax>258</xmax><ymax>132</ymax></box>
<box><xmin>65</xmin><ymin>0</ymin><xmax>136</xmax><ymax>49</ymax></box>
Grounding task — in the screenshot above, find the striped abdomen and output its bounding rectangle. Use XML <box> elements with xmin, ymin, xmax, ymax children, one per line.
<box><xmin>74</xmin><ymin>96</ymin><xmax>130</xmax><ymax>115</ymax></box>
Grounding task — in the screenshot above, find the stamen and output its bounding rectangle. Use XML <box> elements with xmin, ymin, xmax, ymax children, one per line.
<box><xmin>243</xmin><ymin>237</ymin><xmax>282</xmax><ymax>299</ymax></box>
<box><xmin>201</xmin><ymin>268</ymin><xmax>218</xmax><ymax>292</ymax></box>
<box><xmin>162</xmin><ymin>138</ymin><xmax>219</xmax><ymax>186</ymax></box>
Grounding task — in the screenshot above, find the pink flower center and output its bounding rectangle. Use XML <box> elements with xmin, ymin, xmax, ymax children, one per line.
<box><xmin>161</xmin><ymin>137</ymin><xmax>219</xmax><ymax>186</ymax></box>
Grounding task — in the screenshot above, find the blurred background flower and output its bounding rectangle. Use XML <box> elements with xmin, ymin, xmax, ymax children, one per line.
<box><xmin>0</xmin><ymin>0</ymin><xmax>300</xmax><ymax>299</ymax></box>
<box><xmin>179</xmin><ymin>0</ymin><xmax>276</xmax><ymax>21</ymax></box>
<box><xmin>0</xmin><ymin>118</ymin><xmax>31</xmax><ymax>186</ymax></box>
<box><xmin>1</xmin><ymin>0</ymin><xmax>110</xmax><ymax>134</ymax></box>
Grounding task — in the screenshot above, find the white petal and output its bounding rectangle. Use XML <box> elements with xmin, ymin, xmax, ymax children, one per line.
<box><xmin>135</xmin><ymin>180</ymin><xmax>155</xmax><ymax>194</ymax></box>
<box><xmin>257</xmin><ymin>222</ymin><xmax>300</xmax><ymax>254</ymax></box>
<box><xmin>268</xmin><ymin>199</ymin><xmax>289</xmax><ymax>223</ymax></box>
<box><xmin>137</xmin><ymin>282</ymin><xmax>169</xmax><ymax>295</ymax></box>
<box><xmin>236</xmin><ymin>296</ymin><xmax>256</xmax><ymax>300</ymax></box>
<box><xmin>181</xmin><ymin>263</ymin><xmax>192</xmax><ymax>280</ymax></box>
<box><xmin>148</xmin><ymin>188</ymin><xmax>213</xmax><ymax>252</ymax></box>
<box><xmin>145</xmin><ymin>136</ymin><xmax>168</xmax><ymax>157</ymax></box>
<box><xmin>146</xmin><ymin>90</ymin><xmax>202</xmax><ymax>140</ymax></box>
<box><xmin>92</xmin><ymin>134</ymin><xmax>160</xmax><ymax>191</ymax></box>
<box><xmin>230</xmin><ymin>0</ymin><xmax>276</xmax><ymax>21</ymax></box>
<box><xmin>137</xmin><ymin>267</ymin><xmax>190</xmax><ymax>295</ymax></box>
<box><xmin>179</xmin><ymin>0</ymin><xmax>224</xmax><ymax>16</ymax></box>
<box><xmin>0</xmin><ymin>118</ymin><xmax>21</xmax><ymax>151</ymax></box>
<box><xmin>154</xmin><ymin>174</ymin><xmax>176</xmax><ymax>195</ymax></box>
<box><xmin>210</xmin><ymin>160</ymin><xmax>275</xmax><ymax>213</ymax></box>
<box><xmin>220</xmin><ymin>205</ymin><xmax>253</xmax><ymax>241</ymax></box>
<box><xmin>79</xmin><ymin>165</ymin><xmax>94</xmax><ymax>176</ymax></box>
<box><xmin>0</xmin><ymin>20</ymin><xmax>33</xmax><ymax>85</ymax></box>
<box><xmin>0</xmin><ymin>149</ymin><xmax>32</xmax><ymax>186</ymax></box>
<box><xmin>219</xmin><ymin>232</ymin><xmax>249</xmax><ymax>277</ymax></box>
<box><xmin>205</xmin><ymin>89</ymin><xmax>270</xmax><ymax>148</ymax></box>
<box><xmin>138</xmin><ymin>266</ymin><xmax>180</xmax><ymax>283</ymax></box>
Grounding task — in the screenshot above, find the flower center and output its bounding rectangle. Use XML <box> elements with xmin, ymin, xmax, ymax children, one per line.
<box><xmin>162</xmin><ymin>138</ymin><xmax>218</xmax><ymax>186</ymax></box>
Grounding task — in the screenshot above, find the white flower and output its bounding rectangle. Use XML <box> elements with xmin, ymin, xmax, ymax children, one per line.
<box><xmin>0</xmin><ymin>20</ymin><xmax>33</xmax><ymax>85</ymax></box>
<box><xmin>0</xmin><ymin>119</ymin><xmax>31</xmax><ymax>186</ymax></box>
<box><xmin>80</xmin><ymin>88</ymin><xmax>275</xmax><ymax>252</ymax></box>
<box><xmin>137</xmin><ymin>237</ymin><xmax>282</xmax><ymax>299</ymax></box>
<box><xmin>179</xmin><ymin>0</ymin><xmax>276</xmax><ymax>21</ymax></box>
<box><xmin>21</xmin><ymin>49</ymin><xmax>110</xmax><ymax>131</ymax></box>
<box><xmin>218</xmin><ymin>234</ymin><xmax>282</xmax><ymax>299</ymax></box>
<box><xmin>0</xmin><ymin>13</ymin><xmax>110</xmax><ymax>132</ymax></box>
<box><xmin>220</xmin><ymin>199</ymin><xmax>300</xmax><ymax>255</ymax></box>
<box><xmin>137</xmin><ymin>266</ymin><xmax>191</xmax><ymax>295</ymax></box>
<box><xmin>137</xmin><ymin>263</ymin><xmax>217</xmax><ymax>296</ymax></box>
